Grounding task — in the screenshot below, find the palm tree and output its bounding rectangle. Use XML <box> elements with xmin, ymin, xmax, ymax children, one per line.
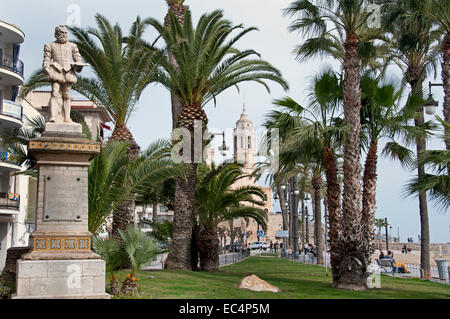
<box><xmin>359</xmin><ymin>73</ymin><xmax>430</xmax><ymax>263</ymax></box>
<box><xmin>270</xmin><ymin>68</ymin><xmax>345</xmax><ymax>281</ymax></box>
<box><xmin>261</xmin><ymin>103</ymin><xmax>307</xmax><ymax>251</ymax></box>
<box><xmin>92</xmin><ymin>235</ymin><xmax>126</xmax><ymax>295</ymax></box>
<box><xmin>146</xmin><ymin>9</ymin><xmax>288</xmax><ymax>270</ymax></box>
<box><xmin>382</xmin><ymin>0</ymin><xmax>440</xmax><ymax>279</ymax></box>
<box><xmin>195</xmin><ymin>163</ymin><xmax>268</xmax><ymax>271</ymax></box>
<box><xmin>374</xmin><ymin>218</ymin><xmax>388</xmax><ymax>249</ymax></box>
<box><xmin>424</xmin><ymin>0</ymin><xmax>450</xmax><ymax>150</ymax></box>
<box><xmin>20</xmin><ymin>14</ymin><xmax>163</xmax><ymax>242</ymax></box>
<box><xmin>119</xmin><ymin>225</ymin><xmax>159</xmax><ymax>295</ymax></box>
<box><xmin>284</xmin><ymin>0</ymin><xmax>378</xmax><ymax>289</ymax></box>
<box><xmin>88</xmin><ymin>139</ymin><xmax>185</xmax><ymax>235</ymax></box>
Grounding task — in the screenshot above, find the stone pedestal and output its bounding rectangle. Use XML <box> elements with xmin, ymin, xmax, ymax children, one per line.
<box><xmin>13</xmin><ymin>124</ymin><xmax>110</xmax><ymax>299</ymax></box>
<box><xmin>13</xmin><ymin>259</ymin><xmax>109</xmax><ymax>299</ymax></box>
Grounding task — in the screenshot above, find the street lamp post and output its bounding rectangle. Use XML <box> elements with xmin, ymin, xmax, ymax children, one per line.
<box><xmin>304</xmin><ymin>194</ymin><xmax>312</xmax><ymax>244</ymax></box>
<box><xmin>397</xmin><ymin>225</ymin><xmax>400</xmax><ymax>243</ymax></box>
<box><xmin>423</xmin><ymin>81</ymin><xmax>443</xmax><ymax>116</ymax></box>
<box><xmin>389</xmin><ymin>225</ymin><xmax>392</xmax><ymax>242</ymax></box>
<box><xmin>280</xmin><ymin>183</ymin><xmax>287</xmax><ymax>254</ymax></box>
<box><xmin>210</xmin><ymin>131</ymin><xmax>229</xmax><ymax>156</ymax></box>
<box><xmin>292</xmin><ymin>177</ymin><xmax>300</xmax><ymax>258</ymax></box>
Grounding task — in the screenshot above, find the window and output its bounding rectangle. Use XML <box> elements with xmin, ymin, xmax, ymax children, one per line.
<box><xmin>248</xmin><ymin>136</ymin><xmax>251</xmax><ymax>149</ymax></box>
<box><xmin>240</xmin><ymin>136</ymin><xmax>243</xmax><ymax>149</ymax></box>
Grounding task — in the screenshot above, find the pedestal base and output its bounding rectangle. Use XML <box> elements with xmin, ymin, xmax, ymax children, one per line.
<box><xmin>13</xmin><ymin>259</ymin><xmax>110</xmax><ymax>299</ymax></box>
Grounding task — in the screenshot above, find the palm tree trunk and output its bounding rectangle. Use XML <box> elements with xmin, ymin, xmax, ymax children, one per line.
<box><xmin>312</xmin><ymin>174</ymin><xmax>323</xmax><ymax>265</ymax></box>
<box><xmin>442</xmin><ymin>33</ymin><xmax>450</xmax><ymax>151</ymax></box>
<box><xmin>170</xmin><ymin>56</ymin><xmax>183</xmax><ymax>131</ymax></box>
<box><xmin>164</xmin><ymin>1</ymin><xmax>193</xmax><ymax>270</ymax></box>
<box><xmin>323</xmin><ymin>197</ymin><xmax>328</xmax><ymax>261</ymax></box>
<box><xmin>165</xmin><ymin>163</ymin><xmax>196</xmax><ymax>270</ymax></box>
<box><xmin>291</xmin><ymin>176</ymin><xmax>299</xmax><ymax>256</ymax></box>
<box><xmin>323</xmin><ymin>145</ymin><xmax>342</xmax><ymax>286</ymax></box>
<box><xmin>229</xmin><ymin>220</ymin><xmax>236</xmax><ymax>252</ymax></box>
<box><xmin>198</xmin><ymin>226</ymin><xmax>220</xmax><ymax>271</ymax></box>
<box><xmin>191</xmin><ymin>223</ymin><xmax>200</xmax><ymax>271</ymax></box>
<box><xmin>165</xmin><ymin>2</ymin><xmax>186</xmax><ymax>131</ymax></box>
<box><xmin>276</xmin><ymin>184</ymin><xmax>289</xmax><ymax>251</ymax></box>
<box><xmin>415</xmin><ymin>103</ymin><xmax>431</xmax><ymax>280</ymax></box>
<box><xmin>409</xmin><ymin>78</ymin><xmax>431</xmax><ymax>280</ymax></box>
<box><xmin>152</xmin><ymin>202</ymin><xmax>158</xmax><ymax>220</ymax></box>
<box><xmin>362</xmin><ymin>139</ymin><xmax>378</xmax><ymax>263</ymax></box>
<box><xmin>338</xmin><ymin>31</ymin><xmax>366</xmax><ymax>290</ymax></box>
<box><xmin>109</xmin><ymin>125</ymin><xmax>140</xmax><ymax>243</ymax></box>
<box><xmin>288</xmin><ymin>182</ymin><xmax>293</xmax><ymax>250</ymax></box>
<box><xmin>300</xmin><ymin>198</ymin><xmax>305</xmax><ymax>253</ymax></box>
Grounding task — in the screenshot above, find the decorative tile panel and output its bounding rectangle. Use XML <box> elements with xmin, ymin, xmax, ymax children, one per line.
<box><xmin>33</xmin><ymin>237</ymin><xmax>91</xmax><ymax>251</ymax></box>
<box><xmin>29</xmin><ymin>141</ymin><xmax>100</xmax><ymax>152</ymax></box>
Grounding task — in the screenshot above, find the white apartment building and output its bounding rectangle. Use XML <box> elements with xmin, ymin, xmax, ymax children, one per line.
<box><xmin>0</xmin><ymin>20</ymin><xmax>42</xmax><ymax>270</ymax></box>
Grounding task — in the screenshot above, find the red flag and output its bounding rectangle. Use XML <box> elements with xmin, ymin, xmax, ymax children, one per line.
<box><xmin>100</xmin><ymin>122</ymin><xmax>112</xmax><ymax>131</ymax></box>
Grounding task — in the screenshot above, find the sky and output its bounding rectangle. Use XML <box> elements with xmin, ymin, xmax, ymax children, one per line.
<box><xmin>2</xmin><ymin>0</ymin><xmax>448</xmax><ymax>243</ymax></box>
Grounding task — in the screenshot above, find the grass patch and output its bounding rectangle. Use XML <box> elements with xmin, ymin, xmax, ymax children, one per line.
<box><xmin>112</xmin><ymin>256</ymin><xmax>450</xmax><ymax>299</ymax></box>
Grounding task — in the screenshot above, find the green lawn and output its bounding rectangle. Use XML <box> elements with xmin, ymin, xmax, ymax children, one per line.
<box><xmin>112</xmin><ymin>256</ymin><xmax>450</xmax><ymax>299</ymax></box>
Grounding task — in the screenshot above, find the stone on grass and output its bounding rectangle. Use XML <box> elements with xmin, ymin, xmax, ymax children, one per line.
<box><xmin>237</xmin><ymin>275</ymin><xmax>281</xmax><ymax>293</ymax></box>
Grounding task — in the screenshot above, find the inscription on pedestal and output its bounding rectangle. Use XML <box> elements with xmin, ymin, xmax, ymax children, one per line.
<box><xmin>44</xmin><ymin>174</ymin><xmax>83</xmax><ymax>221</ymax></box>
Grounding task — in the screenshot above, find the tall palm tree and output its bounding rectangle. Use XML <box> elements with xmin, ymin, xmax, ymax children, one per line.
<box><xmin>424</xmin><ymin>0</ymin><xmax>450</xmax><ymax>150</ymax></box>
<box><xmin>359</xmin><ymin>73</ymin><xmax>431</xmax><ymax>262</ymax></box>
<box><xmin>374</xmin><ymin>217</ymin><xmax>388</xmax><ymax>249</ymax></box>
<box><xmin>146</xmin><ymin>9</ymin><xmax>288</xmax><ymax>270</ymax></box>
<box><xmin>284</xmin><ymin>0</ymin><xmax>379</xmax><ymax>289</ymax></box>
<box><xmin>382</xmin><ymin>0</ymin><xmax>440</xmax><ymax>279</ymax></box>
<box><xmin>271</xmin><ymin>68</ymin><xmax>345</xmax><ymax>281</ymax></box>
<box><xmin>20</xmin><ymin>14</ymin><xmax>163</xmax><ymax>242</ymax></box>
<box><xmin>261</xmin><ymin>103</ymin><xmax>307</xmax><ymax>251</ymax></box>
<box><xmin>195</xmin><ymin>163</ymin><xmax>268</xmax><ymax>271</ymax></box>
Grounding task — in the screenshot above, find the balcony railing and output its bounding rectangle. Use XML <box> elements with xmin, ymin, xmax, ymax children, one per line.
<box><xmin>0</xmin><ymin>54</ymin><xmax>24</xmax><ymax>77</ymax></box>
<box><xmin>0</xmin><ymin>99</ymin><xmax>23</xmax><ymax>121</ymax></box>
<box><xmin>0</xmin><ymin>147</ymin><xmax>21</xmax><ymax>167</ymax></box>
<box><xmin>0</xmin><ymin>192</ymin><xmax>20</xmax><ymax>210</ymax></box>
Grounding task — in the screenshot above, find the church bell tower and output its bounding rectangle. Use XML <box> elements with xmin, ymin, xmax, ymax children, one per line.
<box><xmin>233</xmin><ymin>104</ymin><xmax>257</xmax><ymax>169</ymax></box>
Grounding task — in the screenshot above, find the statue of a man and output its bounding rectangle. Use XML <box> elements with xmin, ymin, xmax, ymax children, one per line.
<box><xmin>43</xmin><ymin>25</ymin><xmax>87</xmax><ymax>123</ymax></box>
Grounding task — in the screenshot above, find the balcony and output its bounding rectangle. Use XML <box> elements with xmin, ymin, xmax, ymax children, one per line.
<box><xmin>0</xmin><ymin>20</ymin><xmax>25</xmax><ymax>44</ymax></box>
<box><xmin>0</xmin><ymin>99</ymin><xmax>22</xmax><ymax>129</ymax></box>
<box><xmin>0</xmin><ymin>192</ymin><xmax>20</xmax><ymax>212</ymax></box>
<box><xmin>0</xmin><ymin>148</ymin><xmax>21</xmax><ymax>172</ymax></box>
<box><xmin>0</xmin><ymin>54</ymin><xmax>24</xmax><ymax>86</ymax></box>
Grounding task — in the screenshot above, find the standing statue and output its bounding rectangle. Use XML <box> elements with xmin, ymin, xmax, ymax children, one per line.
<box><xmin>43</xmin><ymin>25</ymin><xmax>88</xmax><ymax>123</ymax></box>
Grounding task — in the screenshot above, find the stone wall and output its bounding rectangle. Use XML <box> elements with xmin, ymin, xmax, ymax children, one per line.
<box><xmin>375</xmin><ymin>241</ymin><xmax>449</xmax><ymax>254</ymax></box>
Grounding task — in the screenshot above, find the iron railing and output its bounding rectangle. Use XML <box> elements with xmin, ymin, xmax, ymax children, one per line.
<box><xmin>0</xmin><ymin>54</ymin><xmax>24</xmax><ymax>77</ymax></box>
<box><xmin>219</xmin><ymin>250</ymin><xmax>251</xmax><ymax>267</ymax></box>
